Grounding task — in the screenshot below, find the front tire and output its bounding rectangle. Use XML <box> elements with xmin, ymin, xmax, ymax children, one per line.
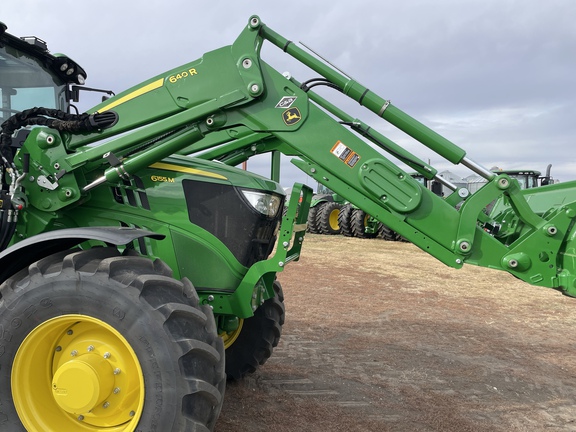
<box><xmin>0</xmin><ymin>247</ymin><xmax>225</xmax><ymax>432</ymax></box>
<box><xmin>223</xmin><ymin>279</ymin><xmax>285</xmax><ymax>380</ymax></box>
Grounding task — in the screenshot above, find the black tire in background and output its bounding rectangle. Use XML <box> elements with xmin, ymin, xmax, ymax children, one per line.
<box><xmin>224</xmin><ymin>279</ymin><xmax>285</xmax><ymax>380</ymax></box>
<box><xmin>307</xmin><ymin>205</ymin><xmax>321</xmax><ymax>233</ymax></box>
<box><xmin>377</xmin><ymin>223</ymin><xmax>399</xmax><ymax>241</ymax></box>
<box><xmin>351</xmin><ymin>208</ymin><xmax>372</xmax><ymax>238</ymax></box>
<box><xmin>338</xmin><ymin>204</ymin><xmax>354</xmax><ymax>237</ymax></box>
<box><xmin>0</xmin><ymin>247</ymin><xmax>225</xmax><ymax>432</ymax></box>
<box><xmin>317</xmin><ymin>201</ymin><xmax>341</xmax><ymax>235</ymax></box>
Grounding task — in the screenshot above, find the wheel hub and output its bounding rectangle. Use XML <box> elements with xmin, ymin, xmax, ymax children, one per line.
<box><xmin>52</xmin><ymin>354</ymin><xmax>114</xmax><ymax>413</ymax></box>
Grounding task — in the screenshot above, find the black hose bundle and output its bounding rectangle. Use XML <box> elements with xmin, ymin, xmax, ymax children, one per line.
<box><xmin>0</xmin><ymin>107</ymin><xmax>117</xmax><ymax>164</ymax></box>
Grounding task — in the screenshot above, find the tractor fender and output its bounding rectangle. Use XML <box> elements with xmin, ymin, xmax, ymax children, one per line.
<box><xmin>0</xmin><ymin>227</ymin><xmax>165</xmax><ymax>284</ymax></box>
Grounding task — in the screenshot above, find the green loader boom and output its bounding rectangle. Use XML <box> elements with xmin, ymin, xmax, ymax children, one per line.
<box><xmin>1</xmin><ymin>15</ymin><xmax>575</xmax><ymax>431</ymax></box>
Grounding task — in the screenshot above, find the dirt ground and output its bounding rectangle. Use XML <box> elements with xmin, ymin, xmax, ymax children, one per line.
<box><xmin>215</xmin><ymin>234</ymin><xmax>576</xmax><ymax>432</ymax></box>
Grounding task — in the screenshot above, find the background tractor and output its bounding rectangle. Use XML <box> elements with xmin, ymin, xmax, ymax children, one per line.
<box><xmin>306</xmin><ymin>183</ymin><xmax>344</xmax><ymax>235</ymax></box>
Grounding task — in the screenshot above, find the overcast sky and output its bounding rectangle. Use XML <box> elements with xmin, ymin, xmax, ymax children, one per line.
<box><xmin>3</xmin><ymin>0</ymin><xmax>575</xmax><ymax>187</ymax></box>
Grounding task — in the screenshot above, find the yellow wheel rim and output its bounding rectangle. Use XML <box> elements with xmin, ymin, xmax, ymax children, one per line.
<box><xmin>220</xmin><ymin>319</ymin><xmax>244</xmax><ymax>349</ymax></box>
<box><xmin>12</xmin><ymin>314</ymin><xmax>145</xmax><ymax>431</ymax></box>
<box><xmin>329</xmin><ymin>209</ymin><xmax>340</xmax><ymax>230</ymax></box>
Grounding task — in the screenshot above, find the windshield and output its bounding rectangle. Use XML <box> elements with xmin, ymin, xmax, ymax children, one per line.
<box><xmin>316</xmin><ymin>183</ymin><xmax>333</xmax><ymax>194</ymax></box>
<box><xmin>0</xmin><ymin>44</ymin><xmax>67</xmax><ymax>122</ymax></box>
<box><xmin>508</xmin><ymin>174</ymin><xmax>538</xmax><ymax>190</ymax></box>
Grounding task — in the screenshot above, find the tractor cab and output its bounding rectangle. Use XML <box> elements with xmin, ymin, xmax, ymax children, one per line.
<box><xmin>0</xmin><ymin>22</ymin><xmax>87</xmax><ymax>118</ymax></box>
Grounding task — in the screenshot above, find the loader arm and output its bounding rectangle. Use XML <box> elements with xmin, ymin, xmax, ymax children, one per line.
<box><xmin>7</xmin><ymin>15</ymin><xmax>576</xmax><ymax>296</ymax></box>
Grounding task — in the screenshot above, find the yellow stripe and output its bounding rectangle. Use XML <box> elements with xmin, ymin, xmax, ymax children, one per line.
<box><xmin>98</xmin><ymin>78</ymin><xmax>164</xmax><ymax>112</ymax></box>
<box><xmin>150</xmin><ymin>162</ymin><xmax>228</xmax><ymax>180</ymax></box>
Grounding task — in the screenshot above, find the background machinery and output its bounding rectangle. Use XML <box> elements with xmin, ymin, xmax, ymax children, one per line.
<box><xmin>306</xmin><ymin>183</ymin><xmax>343</xmax><ymax>235</ymax></box>
<box><xmin>1</xmin><ymin>16</ymin><xmax>575</xmax><ymax>431</ymax></box>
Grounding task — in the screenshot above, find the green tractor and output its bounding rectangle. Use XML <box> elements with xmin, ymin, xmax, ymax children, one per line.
<box><xmin>307</xmin><ymin>183</ymin><xmax>344</xmax><ymax>234</ymax></box>
<box><xmin>1</xmin><ymin>16</ymin><xmax>576</xmax><ymax>432</ymax></box>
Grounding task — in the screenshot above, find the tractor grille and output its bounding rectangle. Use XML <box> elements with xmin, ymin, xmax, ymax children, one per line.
<box><xmin>182</xmin><ymin>180</ymin><xmax>281</xmax><ymax>267</ymax></box>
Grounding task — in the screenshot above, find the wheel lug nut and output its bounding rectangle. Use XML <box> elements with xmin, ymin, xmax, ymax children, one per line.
<box><xmin>87</xmin><ymin>345</ymin><xmax>94</xmax><ymax>352</ymax></box>
<box><xmin>103</xmin><ymin>352</ymin><xmax>111</xmax><ymax>359</ymax></box>
<box><xmin>113</xmin><ymin>368</ymin><xmax>121</xmax><ymax>375</ymax></box>
<box><xmin>70</xmin><ymin>350</ymin><xmax>78</xmax><ymax>356</ymax></box>
<box><xmin>78</xmin><ymin>415</ymin><xmax>84</xmax><ymax>421</ymax></box>
<box><xmin>103</xmin><ymin>401</ymin><xmax>110</xmax><ymax>409</ymax></box>
<box><xmin>113</xmin><ymin>387</ymin><xmax>121</xmax><ymax>394</ymax></box>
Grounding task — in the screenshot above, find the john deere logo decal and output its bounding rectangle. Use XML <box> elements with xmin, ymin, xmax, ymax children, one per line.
<box><xmin>282</xmin><ymin>107</ymin><xmax>302</xmax><ymax>126</ymax></box>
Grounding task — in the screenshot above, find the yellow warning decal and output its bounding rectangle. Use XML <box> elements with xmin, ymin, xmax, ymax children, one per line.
<box><xmin>99</xmin><ymin>78</ymin><xmax>164</xmax><ymax>113</ymax></box>
<box><xmin>331</xmin><ymin>140</ymin><xmax>360</xmax><ymax>168</ymax></box>
<box><xmin>149</xmin><ymin>162</ymin><xmax>227</xmax><ymax>180</ymax></box>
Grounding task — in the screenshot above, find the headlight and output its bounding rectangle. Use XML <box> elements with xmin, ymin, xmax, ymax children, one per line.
<box><xmin>241</xmin><ymin>190</ymin><xmax>282</xmax><ymax>217</ymax></box>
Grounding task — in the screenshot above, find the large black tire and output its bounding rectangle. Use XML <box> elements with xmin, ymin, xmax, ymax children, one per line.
<box><xmin>377</xmin><ymin>223</ymin><xmax>399</xmax><ymax>241</ymax></box>
<box><xmin>317</xmin><ymin>201</ymin><xmax>341</xmax><ymax>235</ymax></box>
<box><xmin>224</xmin><ymin>279</ymin><xmax>285</xmax><ymax>380</ymax></box>
<box><xmin>351</xmin><ymin>208</ymin><xmax>371</xmax><ymax>238</ymax></box>
<box><xmin>0</xmin><ymin>247</ymin><xmax>225</xmax><ymax>432</ymax></box>
<box><xmin>307</xmin><ymin>205</ymin><xmax>321</xmax><ymax>233</ymax></box>
<box><xmin>338</xmin><ymin>204</ymin><xmax>354</xmax><ymax>237</ymax></box>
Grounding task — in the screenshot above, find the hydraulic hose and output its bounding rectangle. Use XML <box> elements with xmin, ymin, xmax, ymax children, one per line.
<box><xmin>0</xmin><ymin>107</ymin><xmax>118</xmax><ymax>163</ymax></box>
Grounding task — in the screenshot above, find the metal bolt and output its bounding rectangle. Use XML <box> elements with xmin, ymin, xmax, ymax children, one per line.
<box><xmin>103</xmin><ymin>352</ymin><xmax>111</xmax><ymax>359</ymax></box>
<box><xmin>46</xmin><ymin>135</ymin><xmax>54</xmax><ymax>144</ymax></box>
<box><xmin>242</xmin><ymin>59</ymin><xmax>252</xmax><ymax>69</ymax></box>
<box><xmin>113</xmin><ymin>387</ymin><xmax>121</xmax><ymax>394</ymax></box>
<box><xmin>54</xmin><ymin>163</ymin><xmax>60</xmax><ymax>170</ymax></box>
<box><xmin>207</xmin><ymin>295</ymin><xmax>215</xmax><ymax>302</ymax></box>
<box><xmin>547</xmin><ymin>226</ymin><xmax>557</xmax><ymax>236</ymax></box>
<box><xmin>455</xmin><ymin>259</ymin><xmax>462</xmax><ymax>264</ymax></box>
<box><xmin>103</xmin><ymin>401</ymin><xmax>110</xmax><ymax>409</ymax></box>
<box><xmin>113</xmin><ymin>368</ymin><xmax>121</xmax><ymax>375</ymax></box>
<box><xmin>250</xmin><ymin>17</ymin><xmax>260</xmax><ymax>27</ymax></box>
<box><xmin>87</xmin><ymin>345</ymin><xmax>94</xmax><ymax>352</ymax></box>
<box><xmin>508</xmin><ymin>259</ymin><xmax>518</xmax><ymax>268</ymax></box>
<box><xmin>278</xmin><ymin>261</ymin><xmax>285</xmax><ymax>267</ymax></box>
<box><xmin>498</xmin><ymin>178</ymin><xmax>509</xmax><ymax>188</ymax></box>
<box><xmin>310</xmin><ymin>168</ymin><xmax>316</xmax><ymax>174</ymax></box>
<box><xmin>71</xmin><ymin>350</ymin><xmax>78</xmax><ymax>357</ymax></box>
<box><xmin>459</xmin><ymin>241</ymin><xmax>470</xmax><ymax>252</ymax></box>
<box><xmin>250</xmin><ymin>84</ymin><xmax>260</xmax><ymax>93</ymax></box>
<box><xmin>55</xmin><ymin>346</ymin><xmax>62</xmax><ymax>352</ymax></box>
<box><xmin>67</xmin><ymin>330</ymin><xmax>73</xmax><ymax>335</ymax></box>
<box><xmin>78</xmin><ymin>415</ymin><xmax>84</xmax><ymax>421</ymax></box>
<box><xmin>129</xmin><ymin>411</ymin><xmax>135</xmax><ymax>417</ymax></box>
<box><xmin>206</xmin><ymin>117</ymin><xmax>214</xmax><ymax>126</ymax></box>
<box><xmin>282</xmin><ymin>241</ymin><xmax>289</xmax><ymax>248</ymax></box>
